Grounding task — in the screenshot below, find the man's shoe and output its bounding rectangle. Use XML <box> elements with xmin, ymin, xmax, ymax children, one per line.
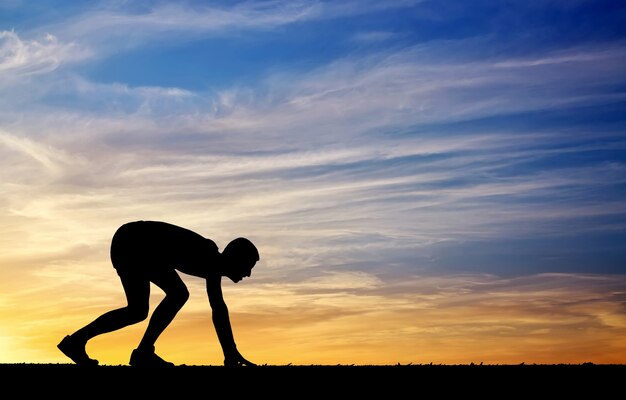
<box><xmin>129</xmin><ymin>346</ymin><xmax>175</xmax><ymax>367</ymax></box>
<box><xmin>57</xmin><ymin>335</ymin><xmax>99</xmax><ymax>366</ymax></box>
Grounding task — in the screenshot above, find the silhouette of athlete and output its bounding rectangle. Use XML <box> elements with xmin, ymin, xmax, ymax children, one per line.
<box><xmin>58</xmin><ymin>220</ymin><xmax>260</xmax><ymax>367</ymax></box>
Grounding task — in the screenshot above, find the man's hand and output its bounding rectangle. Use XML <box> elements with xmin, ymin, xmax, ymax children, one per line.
<box><xmin>224</xmin><ymin>351</ymin><xmax>257</xmax><ymax>367</ymax></box>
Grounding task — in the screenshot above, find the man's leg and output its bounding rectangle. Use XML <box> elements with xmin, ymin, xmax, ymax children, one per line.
<box><xmin>58</xmin><ymin>271</ymin><xmax>150</xmax><ymax>366</ymax></box>
<box><xmin>130</xmin><ymin>269</ymin><xmax>189</xmax><ymax>367</ymax></box>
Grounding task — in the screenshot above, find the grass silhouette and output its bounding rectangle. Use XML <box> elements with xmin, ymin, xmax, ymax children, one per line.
<box><xmin>2</xmin><ymin>361</ymin><xmax>623</xmax><ymax>397</ymax></box>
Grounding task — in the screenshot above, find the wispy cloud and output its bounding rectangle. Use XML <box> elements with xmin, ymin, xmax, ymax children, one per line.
<box><xmin>0</xmin><ymin>30</ymin><xmax>87</xmax><ymax>83</ymax></box>
<box><xmin>9</xmin><ymin>38</ymin><xmax>623</xmax><ymax>147</ymax></box>
<box><xmin>350</xmin><ymin>31</ymin><xmax>401</xmax><ymax>44</ymax></box>
<box><xmin>1</xmin><ymin>39</ymin><xmax>624</xmax><ymax>279</ymax></box>
<box><xmin>34</xmin><ymin>0</ymin><xmax>420</xmax><ymax>57</ymax></box>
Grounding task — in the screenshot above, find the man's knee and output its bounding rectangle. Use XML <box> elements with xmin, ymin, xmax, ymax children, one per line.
<box><xmin>170</xmin><ymin>287</ymin><xmax>189</xmax><ymax>306</ymax></box>
<box><xmin>127</xmin><ymin>304</ymin><xmax>150</xmax><ymax>323</ymax></box>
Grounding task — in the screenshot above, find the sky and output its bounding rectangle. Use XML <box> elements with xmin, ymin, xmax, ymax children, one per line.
<box><xmin>1</xmin><ymin>0</ymin><xmax>625</xmax><ymax>366</ymax></box>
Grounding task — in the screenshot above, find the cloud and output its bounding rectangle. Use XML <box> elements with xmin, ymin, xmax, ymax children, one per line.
<box><xmin>0</xmin><ymin>30</ymin><xmax>87</xmax><ymax>83</ymax></box>
<box><xmin>0</xmin><ymin>128</ymin><xmax>86</xmax><ymax>180</ymax></box>
<box><xmin>148</xmin><ymin>40</ymin><xmax>624</xmax><ymax>153</ymax></box>
<box><xmin>35</xmin><ymin>0</ymin><xmax>420</xmax><ymax>57</ymax></box>
<box><xmin>0</xmin><ymin>39</ymin><xmax>624</xmax><ymax>281</ymax></box>
<box><xmin>0</xmin><ymin>17</ymin><xmax>624</xmax><ymax>284</ymax></box>
<box><xmin>312</xmin><ymin>0</ymin><xmax>423</xmax><ymax>19</ymax></box>
<box><xmin>350</xmin><ymin>31</ymin><xmax>401</xmax><ymax>44</ymax></box>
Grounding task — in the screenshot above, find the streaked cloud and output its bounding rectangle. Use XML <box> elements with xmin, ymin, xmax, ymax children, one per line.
<box><xmin>0</xmin><ymin>30</ymin><xmax>87</xmax><ymax>82</ymax></box>
<box><xmin>0</xmin><ymin>38</ymin><xmax>624</xmax><ymax>285</ymax></box>
<box><xmin>32</xmin><ymin>0</ymin><xmax>421</xmax><ymax>58</ymax></box>
<box><xmin>350</xmin><ymin>31</ymin><xmax>401</xmax><ymax>44</ymax></box>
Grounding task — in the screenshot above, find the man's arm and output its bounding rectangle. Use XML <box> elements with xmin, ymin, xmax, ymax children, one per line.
<box><xmin>206</xmin><ymin>274</ymin><xmax>237</xmax><ymax>356</ymax></box>
<box><xmin>206</xmin><ymin>274</ymin><xmax>256</xmax><ymax>366</ymax></box>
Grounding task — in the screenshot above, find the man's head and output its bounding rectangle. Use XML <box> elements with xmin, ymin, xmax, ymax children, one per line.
<box><xmin>222</xmin><ymin>237</ymin><xmax>259</xmax><ymax>283</ymax></box>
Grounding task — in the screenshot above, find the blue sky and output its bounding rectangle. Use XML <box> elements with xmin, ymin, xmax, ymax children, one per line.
<box><xmin>1</xmin><ymin>1</ymin><xmax>626</xmax><ymax>364</ymax></box>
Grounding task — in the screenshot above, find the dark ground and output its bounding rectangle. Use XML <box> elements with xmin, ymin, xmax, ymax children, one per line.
<box><xmin>2</xmin><ymin>363</ymin><xmax>623</xmax><ymax>396</ymax></box>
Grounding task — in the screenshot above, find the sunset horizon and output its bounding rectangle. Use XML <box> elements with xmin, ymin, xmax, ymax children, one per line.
<box><xmin>1</xmin><ymin>1</ymin><xmax>625</xmax><ymax>367</ymax></box>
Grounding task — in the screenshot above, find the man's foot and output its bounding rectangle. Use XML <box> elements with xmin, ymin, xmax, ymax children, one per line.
<box><xmin>57</xmin><ymin>335</ymin><xmax>99</xmax><ymax>366</ymax></box>
<box><xmin>129</xmin><ymin>346</ymin><xmax>175</xmax><ymax>367</ymax></box>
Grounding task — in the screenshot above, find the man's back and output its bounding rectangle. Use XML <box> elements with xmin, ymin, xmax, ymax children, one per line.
<box><xmin>111</xmin><ymin>220</ymin><xmax>219</xmax><ymax>276</ymax></box>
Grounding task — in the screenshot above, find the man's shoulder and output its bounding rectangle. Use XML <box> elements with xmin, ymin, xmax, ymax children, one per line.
<box><xmin>205</xmin><ymin>238</ymin><xmax>219</xmax><ymax>252</ymax></box>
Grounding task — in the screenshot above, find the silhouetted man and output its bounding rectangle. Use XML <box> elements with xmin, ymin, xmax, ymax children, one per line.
<box><xmin>58</xmin><ymin>220</ymin><xmax>260</xmax><ymax>367</ymax></box>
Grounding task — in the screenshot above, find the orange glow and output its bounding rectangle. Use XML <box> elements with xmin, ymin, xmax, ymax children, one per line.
<box><xmin>3</xmin><ymin>261</ymin><xmax>626</xmax><ymax>365</ymax></box>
